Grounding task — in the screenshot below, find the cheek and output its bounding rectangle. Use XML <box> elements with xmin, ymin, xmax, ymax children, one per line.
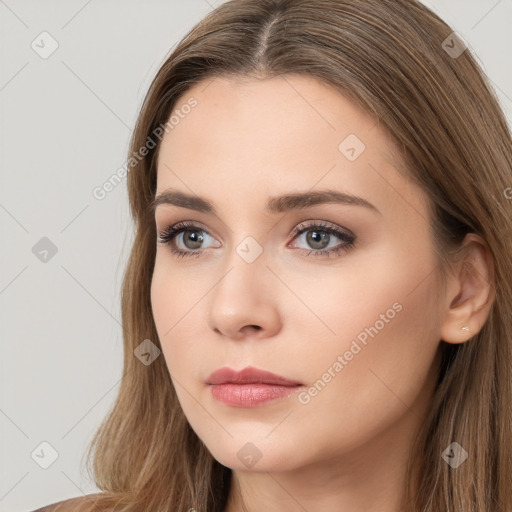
<box><xmin>291</xmin><ymin>241</ymin><xmax>441</xmax><ymax>443</ymax></box>
<box><xmin>150</xmin><ymin>258</ymin><xmax>208</xmax><ymax>380</ymax></box>
<box><xmin>151</xmin><ymin>261</ymin><xmax>183</xmax><ymax>364</ymax></box>
<box><xmin>150</xmin><ymin>254</ymin><xmax>197</xmax><ymax>329</ymax></box>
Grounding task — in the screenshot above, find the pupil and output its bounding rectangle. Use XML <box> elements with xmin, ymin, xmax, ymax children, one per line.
<box><xmin>307</xmin><ymin>230</ymin><xmax>329</xmax><ymax>249</ymax></box>
<box><xmin>185</xmin><ymin>229</ymin><xmax>203</xmax><ymax>249</ymax></box>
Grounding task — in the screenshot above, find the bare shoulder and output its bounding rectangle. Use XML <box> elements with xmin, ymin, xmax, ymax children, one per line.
<box><xmin>30</xmin><ymin>493</ymin><xmax>105</xmax><ymax>512</ymax></box>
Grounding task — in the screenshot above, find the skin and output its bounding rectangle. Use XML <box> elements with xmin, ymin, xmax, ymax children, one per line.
<box><xmin>150</xmin><ymin>74</ymin><xmax>494</xmax><ymax>512</ymax></box>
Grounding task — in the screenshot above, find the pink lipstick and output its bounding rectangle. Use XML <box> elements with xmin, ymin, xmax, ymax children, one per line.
<box><xmin>206</xmin><ymin>366</ymin><xmax>304</xmax><ymax>407</ymax></box>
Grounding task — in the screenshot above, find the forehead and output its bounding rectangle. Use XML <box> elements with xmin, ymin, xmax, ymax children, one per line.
<box><xmin>155</xmin><ymin>75</ymin><xmax>429</xmax><ymax>222</ymax></box>
<box><xmin>158</xmin><ymin>74</ymin><xmax>387</xmax><ymax>160</ymax></box>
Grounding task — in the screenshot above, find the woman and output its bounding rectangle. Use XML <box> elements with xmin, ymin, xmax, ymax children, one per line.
<box><xmin>33</xmin><ymin>0</ymin><xmax>512</xmax><ymax>510</ymax></box>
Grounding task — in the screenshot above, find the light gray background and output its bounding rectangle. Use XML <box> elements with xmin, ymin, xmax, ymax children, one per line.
<box><xmin>1</xmin><ymin>1</ymin><xmax>511</xmax><ymax>511</ymax></box>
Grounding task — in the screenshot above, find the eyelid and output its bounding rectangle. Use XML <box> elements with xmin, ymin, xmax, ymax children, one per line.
<box><xmin>290</xmin><ymin>220</ymin><xmax>355</xmax><ymax>239</ymax></box>
<box><xmin>157</xmin><ymin>219</ymin><xmax>218</xmax><ymax>239</ymax></box>
<box><xmin>158</xmin><ymin>219</ymin><xmax>352</xmax><ymax>243</ymax></box>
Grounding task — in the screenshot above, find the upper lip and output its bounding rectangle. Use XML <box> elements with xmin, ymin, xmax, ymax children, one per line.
<box><xmin>206</xmin><ymin>366</ymin><xmax>303</xmax><ymax>386</ymax></box>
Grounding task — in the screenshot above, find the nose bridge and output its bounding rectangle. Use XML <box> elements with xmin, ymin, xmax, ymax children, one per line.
<box><xmin>215</xmin><ymin>212</ymin><xmax>270</xmax><ymax>275</ymax></box>
<box><xmin>216</xmin><ymin>235</ymin><xmax>269</xmax><ymax>299</ymax></box>
<box><xmin>207</xmin><ymin>234</ymin><xmax>282</xmax><ymax>337</ymax></box>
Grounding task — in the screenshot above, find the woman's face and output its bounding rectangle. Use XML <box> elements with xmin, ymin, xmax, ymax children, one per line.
<box><xmin>151</xmin><ymin>74</ymin><xmax>444</xmax><ymax>472</ymax></box>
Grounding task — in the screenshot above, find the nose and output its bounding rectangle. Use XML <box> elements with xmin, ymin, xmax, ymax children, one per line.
<box><xmin>207</xmin><ymin>258</ymin><xmax>282</xmax><ymax>341</ymax></box>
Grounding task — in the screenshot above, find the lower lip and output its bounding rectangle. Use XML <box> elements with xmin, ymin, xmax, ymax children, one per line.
<box><xmin>209</xmin><ymin>383</ymin><xmax>302</xmax><ymax>407</ymax></box>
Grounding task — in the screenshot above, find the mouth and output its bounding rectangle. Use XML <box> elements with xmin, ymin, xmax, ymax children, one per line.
<box><xmin>206</xmin><ymin>366</ymin><xmax>305</xmax><ymax>408</ymax></box>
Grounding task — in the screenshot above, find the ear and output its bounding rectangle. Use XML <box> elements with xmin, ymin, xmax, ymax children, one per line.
<box><xmin>439</xmin><ymin>233</ymin><xmax>495</xmax><ymax>344</ymax></box>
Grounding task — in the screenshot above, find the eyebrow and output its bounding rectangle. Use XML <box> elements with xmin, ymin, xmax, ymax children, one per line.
<box><xmin>150</xmin><ymin>188</ymin><xmax>381</xmax><ymax>216</ymax></box>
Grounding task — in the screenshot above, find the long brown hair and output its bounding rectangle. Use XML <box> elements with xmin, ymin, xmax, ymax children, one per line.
<box><xmin>76</xmin><ymin>1</ymin><xmax>512</xmax><ymax>511</ymax></box>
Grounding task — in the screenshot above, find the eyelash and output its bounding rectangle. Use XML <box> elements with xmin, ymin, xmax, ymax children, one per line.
<box><xmin>157</xmin><ymin>220</ymin><xmax>356</xmax><ymax>259</ymax></box>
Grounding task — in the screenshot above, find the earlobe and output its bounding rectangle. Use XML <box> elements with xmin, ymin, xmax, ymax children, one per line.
<box><xmin>439</xmin><ymin>234</ymin><xmax>495</xmax><ymax>344</ymax></box>
<box><xmin>440</xmin><ymin>323</ymin><xmax>473</xmax><ymax>345</ymax></box>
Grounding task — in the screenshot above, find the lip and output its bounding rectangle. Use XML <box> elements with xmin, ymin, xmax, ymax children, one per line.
<box><xmin>206</xmin><ymin>366</ymin><xmax>303</xmax><ymax>386</ymax></box>
<box><xmin>206</xmin><ymin>366</ymin><xmax>304</xmax><ymax>408</ymax></box>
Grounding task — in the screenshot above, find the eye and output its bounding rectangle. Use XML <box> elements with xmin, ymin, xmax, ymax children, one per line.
<box><xmin>288</xmin><ymin>221</ymin><xmax>356</xmax><ymax>258</ymax></box>
<box><xmin>157</xmin><ymin>221</ymin><xmax>220</xmax><ymax>258</ymax></box>
<box><xmin>157</xmin><ymin>220</ymin><xmax>356</xmax><ymax>259</ymax></box>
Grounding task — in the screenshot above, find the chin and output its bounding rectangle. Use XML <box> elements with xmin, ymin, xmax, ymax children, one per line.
<box><xmin>202</xmin><ymin>433</ymin><xmax>306</xmax><ymax>473</ymax></box>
